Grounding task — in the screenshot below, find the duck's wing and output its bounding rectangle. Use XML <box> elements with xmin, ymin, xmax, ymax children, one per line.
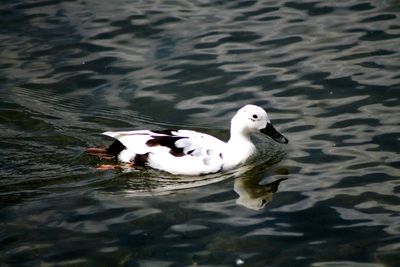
<box><xmin>102</xmin><ymin>129</ymin><xmax>226</xmax><ymax>175</ymax></box>
<box><xmin>103</xmin><ymin>129</ymin><xmax>226</xmax><ymax>157</ymax></box>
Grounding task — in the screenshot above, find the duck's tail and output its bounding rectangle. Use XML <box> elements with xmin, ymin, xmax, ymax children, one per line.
<box><xmin>85</xmin><ymin>140</ymin><xmax>127</xmax><ymax>160</ymax></box>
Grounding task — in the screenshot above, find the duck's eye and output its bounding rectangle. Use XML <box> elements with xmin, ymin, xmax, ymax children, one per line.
<box><xmin>252</xmin><ymin>114</ymin><xmax>258</xmax><ymax>119</ymax></box>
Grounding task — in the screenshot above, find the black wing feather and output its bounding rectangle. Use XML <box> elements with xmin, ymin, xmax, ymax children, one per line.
<box><xmin>145</xmin><ymin>130</ymin><xmax>188</xmax><ymax>157</ymax></box>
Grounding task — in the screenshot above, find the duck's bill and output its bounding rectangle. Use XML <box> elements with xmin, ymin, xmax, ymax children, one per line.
<box><xmin>260</xmin><ymin>123</ymin><xmax>288</xmax><ymax>144</ymax></box>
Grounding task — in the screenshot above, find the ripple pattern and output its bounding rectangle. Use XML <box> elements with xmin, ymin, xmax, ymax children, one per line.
<box><xmin>0</xmin><ymin>0</ymin><xmax>399</xmax><ymax>266</ymax></box>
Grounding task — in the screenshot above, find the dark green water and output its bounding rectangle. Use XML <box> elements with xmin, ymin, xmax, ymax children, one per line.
<box><xmin>1</xmin><ymin>0</ymin><xmax>399</xmax><ymax>266</ymax></box>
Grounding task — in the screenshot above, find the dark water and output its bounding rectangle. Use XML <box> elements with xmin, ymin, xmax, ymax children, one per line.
<box><xmin>1</xmin><ymin>0</ymin><xmax>400</xmax><ymax>266</ymax></box>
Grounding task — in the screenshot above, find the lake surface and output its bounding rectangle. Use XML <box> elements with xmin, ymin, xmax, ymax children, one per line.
<box><xmin>1</xmin><ymin>0</ymin><xmax>399</xmax><ymax>266</ymax></box>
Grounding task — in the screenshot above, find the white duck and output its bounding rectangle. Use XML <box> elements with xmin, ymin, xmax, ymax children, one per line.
<box><xmin>86</xmin><ymin>105</ymin><xmax>288</xmax><ymax>175</ymax></box>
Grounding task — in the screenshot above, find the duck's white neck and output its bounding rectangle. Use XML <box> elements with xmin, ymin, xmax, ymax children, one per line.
<box><xmin>223</xmin><ymin>129</ymin><xmax>257</xmax><ymax>170</ymax></box>
<box><xmin>228</xmin><ymin>118</ymin><xmax>257</xmax><ymax>143</ymax></box>
<box><xmin>228</xmin><ymin>129</ymin><xmax>252</xmax><ymax>144</ymax></box>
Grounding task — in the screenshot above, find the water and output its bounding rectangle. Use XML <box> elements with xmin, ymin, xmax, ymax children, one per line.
<box><xmin>1</xmin><ymin>0</ymin><xmax>399</xmax><ymax>266</ymax></box>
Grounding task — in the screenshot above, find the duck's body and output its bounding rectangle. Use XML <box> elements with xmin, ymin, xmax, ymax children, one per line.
<box><xmin>86</xmin><ymin>105</ymin><xmax>288</xmax><ymax>175</ymax></box>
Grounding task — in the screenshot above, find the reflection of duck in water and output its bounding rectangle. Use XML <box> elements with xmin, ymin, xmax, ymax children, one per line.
<box><xmin>86</xmin><ymin>105</ymin><xmax>288</xmax><ymax>175</ymax></box>
<box><xmin>234</xmin><ymin>177</ymin><xmax>287</xmax><ymax>210</ymax></box>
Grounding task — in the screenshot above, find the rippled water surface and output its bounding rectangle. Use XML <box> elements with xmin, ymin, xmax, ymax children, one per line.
<box><xmin>1</xmin><ymin>0</ymin><xmax>400</xmax><ymax>266</ymax></box>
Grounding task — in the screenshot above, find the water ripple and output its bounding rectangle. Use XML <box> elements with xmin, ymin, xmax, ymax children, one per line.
<box><xmin>1</xmin><ymin>0</ymin><xmax>399</xmax><ymax>266</ymax></box>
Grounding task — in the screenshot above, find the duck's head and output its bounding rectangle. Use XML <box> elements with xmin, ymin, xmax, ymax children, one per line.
<box><xmin>231</xmin><ymin>104</ymin><xmax>288</xmax><ymax>144</ymax></box>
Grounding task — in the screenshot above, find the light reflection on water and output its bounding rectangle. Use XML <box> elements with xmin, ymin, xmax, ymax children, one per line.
<box><xmin>1</xmin><ymin>0</ymin><xmax>399</xmax><ymax>266</ymax></box>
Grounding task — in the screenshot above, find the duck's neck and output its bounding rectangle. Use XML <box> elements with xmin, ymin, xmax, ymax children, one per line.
<box><xmin>223</xmin><ymin>130</ymin><xmax>256</xmax><ymax>170</ymax></box>
<box><xmin>228</xmin><ymin>130</ymin><xmax>252</xmax><ymax>145</ymax></box>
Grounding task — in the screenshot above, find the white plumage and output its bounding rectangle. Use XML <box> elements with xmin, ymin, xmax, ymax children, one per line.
<box><xmin>86</xmin><ymin>105</ymin><xmax>288</xmax><ymax>175</ymax></box>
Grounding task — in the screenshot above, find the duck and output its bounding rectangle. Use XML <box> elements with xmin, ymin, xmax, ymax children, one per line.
<box><xmin>86</xmin><ymin>104</ymin><xmax>288</xmax><ymax>175</ymax></box>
